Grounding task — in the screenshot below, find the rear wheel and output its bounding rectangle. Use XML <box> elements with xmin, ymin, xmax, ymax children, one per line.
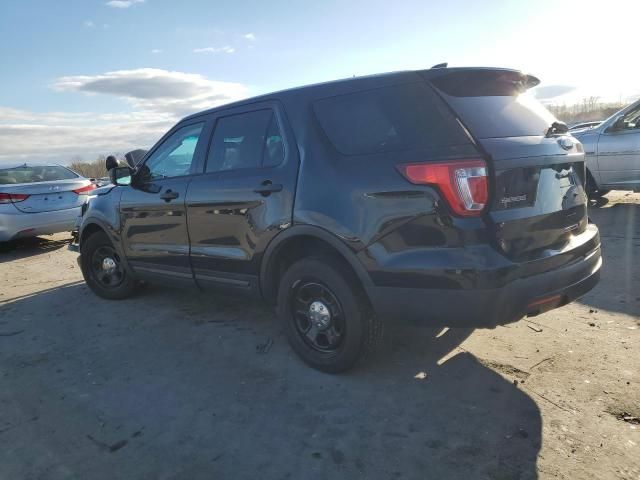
<box><xmin>80</xmin><ymin>231</ymin><xmax>137</xmax><ymax>300</ymax></box>
<box><xmin>277</xmin><ymin>257</ymin><xmax>382</xmax><ymax>373</ymax></box>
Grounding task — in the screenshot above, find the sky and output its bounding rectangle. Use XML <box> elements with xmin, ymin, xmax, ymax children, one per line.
<box><xmin>1</xmin><ymin>0</ymin><xmax>638</xmax><ymax>164</ymax></box>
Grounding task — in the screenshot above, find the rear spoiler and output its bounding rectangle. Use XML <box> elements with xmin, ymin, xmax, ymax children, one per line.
<box><xmin>420</xmin><ymin>67</ymin><xmax>540</xmax><ymax>96</ymax></box>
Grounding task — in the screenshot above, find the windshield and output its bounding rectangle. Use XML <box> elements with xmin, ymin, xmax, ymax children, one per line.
<box><xmin>623</xmin><ymin>102</ymin><xmax>640</xmax><ymax>127</ymax></box>
<box><xmin>0</xmin><ymin>165</ymin><xmax>78</xmax><ymax>184</ymax></box>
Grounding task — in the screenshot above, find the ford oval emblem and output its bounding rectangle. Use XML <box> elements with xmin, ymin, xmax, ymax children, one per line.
<box><xmin>558</xmin><ymin>136</ymin><xmax>574</xmax><ymax>150</ymax></box>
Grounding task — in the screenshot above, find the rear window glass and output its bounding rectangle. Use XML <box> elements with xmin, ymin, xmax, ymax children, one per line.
<box><xmin>314</xmin><ymin>83</ymin><xmax>469</xmax><ymax>155</ymax></box>
<box><xmin>429</xmin><ymin>71</ymin><xmax>557</xmax><ymax>139</ymax></box>
<box><xmin>0</xmin><ymin>165</ymin><xmax>78</xmax><ymax>185</ymax></box>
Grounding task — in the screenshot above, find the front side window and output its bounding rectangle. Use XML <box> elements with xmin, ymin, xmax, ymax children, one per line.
<box><xmin>206</xmin><ymin>109</ymin><xmax>284</xmax><ymax>173</ymax></box>
<box><xmin>139</xmin><ymin>123</ymin><xmax>204</xmax><ymax>181</ymax></box>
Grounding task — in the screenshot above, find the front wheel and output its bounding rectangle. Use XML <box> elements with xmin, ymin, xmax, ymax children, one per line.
<box><xmin>586</xmin><ymin>173</ymin><xmax>610</xmax><ymax>199</ymax></box>
<box><xmin>80</xmin><ymin>231</ymin><xmax>137</xmax><ymax>300</ymax></box>
<box><xmin>277</xmin><ymin>257</ymin><xmax>382</xmax><ymax>373</ymax></box>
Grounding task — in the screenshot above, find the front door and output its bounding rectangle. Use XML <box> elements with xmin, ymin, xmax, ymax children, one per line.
<box><xmin>597</xmin><ymin>103</ymin><xmax>640</xmax><ymax>189</ymax></box>
<box><xmin>185</xmin><ymin>102</ymin><xmax>298</xmax><ymax>292</ymax></box>
<box><xmin>120</xmin><ymin>120</ymin><xmax>208</xmax><ymax>282</ymax></box>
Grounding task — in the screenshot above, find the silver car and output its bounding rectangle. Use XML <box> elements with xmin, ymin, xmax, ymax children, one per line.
<box><xmin>572</xmin><ymin>99</ymin><xmax>640</xmax><ymax>198</ymax></box>
<box><xmin>569</xmin><ymin>121</ymin><xmax>602</xmax><ymax>131</ymax></box>
<box><xmin>0</xmin><ymin>163</ymin><xmax>95</xmax><ymax>242</ymax></box>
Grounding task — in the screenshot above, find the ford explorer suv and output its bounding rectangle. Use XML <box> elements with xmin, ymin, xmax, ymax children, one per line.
<box><xmin>70</xmin><ymin>67</ymin><xmax>602</xmax><ymax>373</ymax></box>
<box><xmin>571</xmin><ymin>99</ymin><xmax>640</xmax><ymax>198</ymax></box>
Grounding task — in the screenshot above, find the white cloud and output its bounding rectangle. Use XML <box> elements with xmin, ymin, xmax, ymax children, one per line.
<box><xmin>243</xmin><ymin>33</ymin><xmax>256</xmax><ymax>41</ymax></box>
<box><xmin>0</xmin><ymin>108</ymin><xmax>170</xmax><ymax>162</ymax></box>
<box><xmin>0</xmin><ymin>69</ymin><xmax>249</xmax><ymax>163</ymax></box>
<box><xmin>52</xmin><ymin>68</ymin><xmax>247</xmax><ymax>116</ymax></box>
<box><xmin>151</xmin><ymin>49</ymin><xmax>162</xmax><ymax>54</ymax></box>
<box><xmin>193</xmin><ymin>46</ymin><xmax>235</xmax><ymax>54</ymax></box>
<box><xmin>105</xmin><ymin>0</ymin><xmax>144</xmax><ymax>9</ymax></box>
<box><xmin>83</xmin><ymin>20</ymin><xmax>95</xmax><ymax>28</ymax></box>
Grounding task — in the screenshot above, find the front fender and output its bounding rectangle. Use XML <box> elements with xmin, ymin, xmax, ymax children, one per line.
<box><xmin>574</xmin><ymin>132</ymin><xmax>602</xmax><ymax>187</ymax></box>
<box><xmin>79</xmin><ymin>187</ymin><xmax>123</xmax><ymax>240</ymax></box>
<box><xmin>78</xmin><ymin>187</ymin><xmax>133</xmax><ymax>275</ymax></box>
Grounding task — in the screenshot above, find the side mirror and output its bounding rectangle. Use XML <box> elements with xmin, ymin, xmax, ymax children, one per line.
<box><xmin>105</xmin><ymin>155</ymin><xmax>120</xmax><ymax>171</ymax></box>
<box><xmin>109</xmin><ymin>166</ymin><xmax>133</xmax><ymax>186</ymax></box>
<box><xmin>124</xmin><ymin>149</ymin><xmax>147</xmax><ymax>168</ymax></box>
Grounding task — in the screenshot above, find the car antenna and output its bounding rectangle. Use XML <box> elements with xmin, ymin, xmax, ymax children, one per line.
<box><xmin>431</xmin><ymin>62</ymin><xmax>448</xmax><ymax>69</ymax></box>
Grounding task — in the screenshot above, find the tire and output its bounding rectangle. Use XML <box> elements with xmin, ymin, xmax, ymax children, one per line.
<box><xmin>586</xmin><ymin>172</ymin><xmax>610</xmax><ymax>199</ymax></box>
<box><xmin>80</xmin><ymin>231</ymin><xmax>137</xmax><ymax>300</ymax></box>
<box><xmin>276</xmin><ymin>256</ymin><xmax>382</xmax><ymax>373</ymax></box>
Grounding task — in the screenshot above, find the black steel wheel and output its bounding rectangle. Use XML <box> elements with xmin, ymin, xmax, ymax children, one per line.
<box><xmin>291</xmin><ymin>281</ymin><xmax>345</xmax><ymax>354</ymax></box>
<box><xmin>277</xmin><ymin>256</ymin><xmax>383</xmax><ymax>373</ymax></box>
<box><xmin>80</xmin><ymin>231</ymin><xmax>137</xmax><ymax>300</ymax></box>
<box><xmin>90</xmin><ymin>245</ymin><xmax>125</xmax><ymax>289</ymax></box>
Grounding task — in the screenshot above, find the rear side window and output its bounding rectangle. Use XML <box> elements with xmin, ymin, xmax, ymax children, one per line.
<box><xmin>314</xmin><ymin>83</ymin><xmax>469</xmax><ymax>155</ymax></box>
<box><xmin>206</xmin><ymin>109</ymin><xmax>284</xmax><ymax>173</ymax></box>
<box><xmin>428</xmin><ymin>70</ymin><xmax>557</xmax><ymax>139</ymax></box>
<box><xmin>0</xmin><ymin>165</ymin><xmax>78</xmax><ymax>184</ymax></box>
<box><xmin>263</xmin><ymin>114</ymin><xmax>285</xmax><ymax>167</ymax></box>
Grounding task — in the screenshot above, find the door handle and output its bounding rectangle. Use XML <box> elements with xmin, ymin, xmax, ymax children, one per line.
<box><xmin>254</xmin><ymin>180</ymin><xmax>283</xmax><ymax>196</ymax></box>
<box><xmin>160</xmin><ymin>189</ymin><xmax>179</xmax><ymax>202</ymax></box>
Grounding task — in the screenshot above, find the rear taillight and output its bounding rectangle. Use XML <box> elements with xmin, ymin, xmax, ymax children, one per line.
<box><xmin>0</xmin><ymin>193</ymin><xmax>30</xmax><ymax>204</ymax></box>
<box><xmin>72</xmin><ymin>184</ymin><xmax>97</xmax><ymax>195</ymax></box>
<box><xmin>397</xmin><ymin>159</ymin><xmax>488</xmax><ymax>216</ymax></box>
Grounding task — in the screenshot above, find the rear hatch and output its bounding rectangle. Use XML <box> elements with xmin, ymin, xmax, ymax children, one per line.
<box><xmin>422</xmin><ymin>68</ymin><xmax>589</xmax><ymax>262</ymax></box>
<box><xmin>0</xmin><ymin>165</ymin><xmax>93</xmax><ymax>213</ymax></box>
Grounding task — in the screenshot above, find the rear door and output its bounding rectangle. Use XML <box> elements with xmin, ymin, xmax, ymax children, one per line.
<box><xmin>185</xmin><ymin>101</ymin><xmax>298</xmax><ymax>292</ymax></box>
<box><xmin>120</xmin><ymin>120</ymin><xmax>207</xmax><ymax>282</ymax></box>
<box><xmin>424</xmin><ymin>69</ymin><xmax>590</xmax><ymax>262</ymax></box>
<box><xmin>596</xmin><ymin>102</ymin><xmax>640</xmax><ymax>188</ymax></box>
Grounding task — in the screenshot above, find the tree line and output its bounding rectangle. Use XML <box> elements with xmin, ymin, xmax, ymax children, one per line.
<box><xmin>68</xmin><ymin>155</ymin><xmax>116</xmax><ymax>179</ymax></box>
<box><xmin>547</xmin><ymin>97</ymin><xmax>628</xmax><ymax>126</ymax></box>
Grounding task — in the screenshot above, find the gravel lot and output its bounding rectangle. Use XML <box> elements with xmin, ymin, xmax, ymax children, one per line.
<box><xmin>0</xmin><ymin>192</ymin><xmax>638</xmax><ymax>480</ymax></box>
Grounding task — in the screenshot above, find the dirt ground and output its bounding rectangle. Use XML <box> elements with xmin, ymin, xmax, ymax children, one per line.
<box><xmin>0</xmin><ymin>192</ymin><xmax>638</xmax><ymax>480</ymax></box>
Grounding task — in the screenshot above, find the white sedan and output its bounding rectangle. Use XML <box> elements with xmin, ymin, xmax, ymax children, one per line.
<box><xmin>572</xmin><ymin>100</ymin><xmax>640</xmax><ymax>198</ymax></box>
<box><xmin>0</xmin><ymin>163</ymin><xmax>95</xmax><ymax>242</ymax></box>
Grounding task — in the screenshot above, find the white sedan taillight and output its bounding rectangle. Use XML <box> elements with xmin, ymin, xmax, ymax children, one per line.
<box><xmin>0</xmin><ymin>193</ymin><xmax>30</xmax><ymax>204</ymax></box>
<box><xmin>72</xmin><ymin>184</ymin><xmax>97</xmax><ymax>195</ymax></box>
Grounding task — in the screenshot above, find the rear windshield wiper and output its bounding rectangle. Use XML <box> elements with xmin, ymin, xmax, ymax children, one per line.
<box><xmin>546</xmin><ymin>121</ymin><xmax>569</xmax><ymax>137</ymax></box>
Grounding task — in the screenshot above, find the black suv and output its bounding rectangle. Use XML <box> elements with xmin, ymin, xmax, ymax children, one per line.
<box><xmin>72</xmin><ymin>67</ymin><xmax>601</xmax><ymax>372</ymax></box>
